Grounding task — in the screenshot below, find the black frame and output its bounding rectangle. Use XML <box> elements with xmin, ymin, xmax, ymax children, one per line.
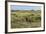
<box><xmin>5</xmin><ymin>1</ymin><xmax>45</xmax><ymax>33</ymax></box>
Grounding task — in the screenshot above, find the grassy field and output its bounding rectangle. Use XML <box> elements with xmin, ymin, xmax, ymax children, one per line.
<box><xmin>11</xmin><ymin>10</ymin><xmax>41</xmax><ymax>28</ymax></box>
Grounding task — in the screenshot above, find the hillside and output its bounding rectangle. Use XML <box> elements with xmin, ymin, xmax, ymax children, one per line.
<box><xmin>11</xmin><ymin>10</ymin><xmax>41</xmax><ymax>28</ymax></box>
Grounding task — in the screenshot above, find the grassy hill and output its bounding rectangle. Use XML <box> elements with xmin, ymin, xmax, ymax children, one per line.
<box><xmin>11</xmin><ymin>10</ymin><xmax>41</xmax><ymax>28</ymax></box>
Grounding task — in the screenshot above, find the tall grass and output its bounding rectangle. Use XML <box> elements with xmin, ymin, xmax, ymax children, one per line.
<box><xmin>11</xmin><ymin>10</ymin><xmax>41</xmax><ymax>28</ymax></box>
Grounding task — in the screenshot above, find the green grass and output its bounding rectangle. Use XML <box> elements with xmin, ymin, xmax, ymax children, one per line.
<box><xmin>11</xmin><ymin>10</ymin><xmax>41</xmax><ymax>28</ymax></box>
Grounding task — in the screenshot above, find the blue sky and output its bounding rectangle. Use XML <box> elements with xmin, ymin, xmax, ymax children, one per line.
<box><xmin>11</xmin><ymin>5</ymin><xmax>41</xmax><ymax>10</ymax></box>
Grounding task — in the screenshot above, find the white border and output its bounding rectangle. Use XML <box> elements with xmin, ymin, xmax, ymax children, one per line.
<box><xmin>8</xmin><ymin>2</ymin><xmax>44</xmax><ymax>32</ymax></box>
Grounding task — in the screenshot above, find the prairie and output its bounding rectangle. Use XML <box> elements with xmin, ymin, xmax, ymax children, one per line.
<box><xmin>11</xmin><ymin>10</ymin><xmax>41</xmax><ymax>28</ymax></box>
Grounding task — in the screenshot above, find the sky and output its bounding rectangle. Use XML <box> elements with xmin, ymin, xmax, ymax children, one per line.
<box><xmin>11</xmin><ymin>5</ymin><xmax>41</xmax><ymax>10</ymax></box>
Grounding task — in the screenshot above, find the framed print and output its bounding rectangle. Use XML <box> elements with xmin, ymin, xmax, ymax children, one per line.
<box><xmin>5</xmin><ymin>1</ymin><xmax>45</xmax><ymax>33</ymax></box>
